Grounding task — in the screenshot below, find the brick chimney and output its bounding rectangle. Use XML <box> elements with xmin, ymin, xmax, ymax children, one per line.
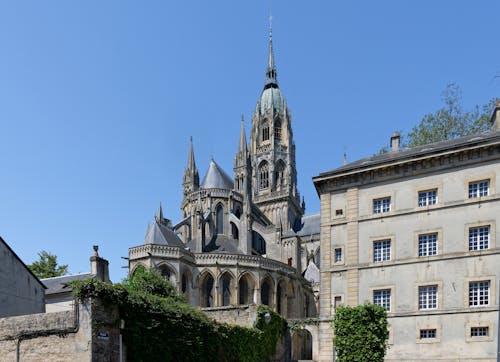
<box><xmin>390</xmin><ymin>131</ymin><xmax>401</xmax><ymax>152</ymax></box>
<box><xmin>90</xmin><ymin>245</ymin><xmax>110</xmax><ymax>283</ymax></box>
<box><xmin>491</xmin><ymin>101</ymin><xmax>500</xmax><ymax>131</ymax></box>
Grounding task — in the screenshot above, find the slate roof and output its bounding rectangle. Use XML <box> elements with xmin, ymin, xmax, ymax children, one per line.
<box><xmin>283</xmin><ymin>213</ymin><xmax>320</xmax><ymax>238</ymax></box>
<box><xmin>42</xmin><ymin>273</ymin><xmax>93</xmax><ymax>295</ymax></box>
<box><xmin>186</xmin><ymin>235</ymin><xmax>244</xmax><ymax>254</ymax></box>
<box><xmin>315</xmin><ymin>129</ymin><xmax>500</xmax><ymax>180</ymax></box>
<box><xmin>200</xmin><ymin>159</ymin><xmax>234</xmax><ymax>190</ymax></box>
<box><xmin>144</xmin><ymin>218</ymin><xmax>185</xmax><ymax>247</ymax></box>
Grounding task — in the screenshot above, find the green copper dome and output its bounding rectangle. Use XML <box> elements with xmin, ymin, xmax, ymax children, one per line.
<box><xmin>258</xmin><ymin>86</ymin><xmax>286</xmax><ymax>114</ymax></box>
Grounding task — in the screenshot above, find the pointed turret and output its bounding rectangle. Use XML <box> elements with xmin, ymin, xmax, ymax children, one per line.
<box><xmin>183</xmin><ymin>137</ymin><xmax>200</xmax><ymax>197</ymax></box>
<box><xmin>264</xmin><ymin>21</ymin><xmax>278</xmax><ymax>89</ymax></box>
<box><xmin>156</xmin><ymin>202</ymin><xmax>164</xmax><ymax>222</ymax></box>
<box><xmin>238</xmin><ymin>115</ymin><xmax>247</xmax><ymax>154</ymax></box>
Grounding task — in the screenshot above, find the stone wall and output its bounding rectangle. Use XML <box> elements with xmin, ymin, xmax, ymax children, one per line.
<box><xmin>202</xmin><ymin>304</ymin><xmax>258</xmax><ymax>328</ymax></box>
<box><xmin>0</xmin><ymin>299</ymin><xmax>121</xmax><ymax>361</ymax></box>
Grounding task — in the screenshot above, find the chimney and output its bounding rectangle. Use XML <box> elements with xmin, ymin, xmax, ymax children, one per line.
<box><xmin>390</xmin><ymin>131</ymin><xmax>400</xmax><ymax>152</ymax></box>
<box><xmin>491</xmin><ymin>101</ymin><xmax>500</xmax><ymax>131</ymax></box>
<box><xmin>90</xmin><ymin>245</ymin><xmax>110</xmax><ymax>283</ymax></box>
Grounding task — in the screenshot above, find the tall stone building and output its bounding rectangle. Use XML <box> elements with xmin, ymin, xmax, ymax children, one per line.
<box><xmin>128</xmin><ymin>28</ymin><xmax>319</xmax><ymax>322</ymax></box>
<box><xmin>313</xmin><ymin>105</ymin><xmax>500</xmax><ymax>361</ymax></box>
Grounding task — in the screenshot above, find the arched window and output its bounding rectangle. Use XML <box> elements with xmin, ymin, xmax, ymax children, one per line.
<box><xmin>277</xmin><ymin>283</ymin><xmax>283</xmax><ymax>314</ymax></box>
<box><xmin>261</xmin><ymin>280</ymin><xmax>272</xmax><ymax>306</ymax></box>
<box><xmin>274</xmin><ymin>120</ymin><xmax>281</xmax><ymax>141</ymax></box>
<box><xmin>201</xmin><ymin>274</ymin><xmax>214</xmax><ymax>307</ymax></box>
<box><xmin>221</xmin><ymin>273</ymin><xmax>232</xmax><ymax>306</ymax></box>
<box><xmin>181</xmin><ymin>273</ymin><xmax>189</xmax><ymax>293</ymax></box>
<box><xmin>259</xmin><ymin>161</ymin><xmax>269</xmax><ymax>190</ymax></box>
<box><xmin>160</xmin><ymin>267</ymin><xmax>171</xmax><ymax>280</ymax></box>
<box><xmin>262</xmin><ymin>122</ymin><xmax>270</xmax><ymax>142</ymax></box>
<box><xmin>231</xmin><ymin>222</ymin><xmax>239</xmax><ymax>240</ymax></box>
<box><xmin>275</xmin><ymin>160</ymin><xmax>285</xmax><ymax>191</ymax></box>
<box><xmin>216</xmin><ymin>204</ymin><xmax>224</xmax><ymax>234</ymax></box>
<box><xmin>239</xmin><ymin>278</ymin><xmax>249</xmax><ymax>305</ymax></box>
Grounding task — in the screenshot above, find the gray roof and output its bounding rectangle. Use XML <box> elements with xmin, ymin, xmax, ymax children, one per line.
<box><xmin>42</xmin><ymin>273</ymin><xmax>93</xmax><ymax>295</ymax></box>
<box><xmin>144</xmin><ymin>217</ymin><xmax>185</xmax><ymax>247</ymax></box>
<box><xmin>186</xmin><ymin>235</ymin><xmax>243</xmax><ymax>254</ymax></box>
<box><xmin>283</xmin><ymin>213</ymin><xmax>320</xmax><ymax>238</ymax></box>
<box><xmin>315</xmin><ymin>130</ymin><xmax>500</xmax><ymax>180</ymax></box>
<box><xmin>200</xmin><ymin>159</ymin><xmax>234</xmax><ymax>190</ymax></box>
<box><xmin>296</xmin><ymin>213</ymin><xmax>320</xmax><ymax>237</ymax></box>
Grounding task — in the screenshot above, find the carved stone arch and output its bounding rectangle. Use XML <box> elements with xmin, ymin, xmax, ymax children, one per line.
<box><xmin>199</xmin><ymin>270</ymin><xmax>216</xmax><ymax>308</ymax></box>
<box><xmin>258</xmin><ymin>160</ymin><xmax>270</xmax><ymax>190</ymax></box>
<box><xmin>218</xmin><ymin>270</ymin><xmax>236</xmax><ymax>306</ymax></box>
<box><xmin>238</xmin><ymin>271</ymin><xmax>257</xmax><ymax>305</ymax></box>
<box><xmin>215</xmin><ymin>202</ymin><xmax>224</xmax><ymax>235</ymax></box>
<box><xmin>276</xmin><ymin>278</ymin><xmax>287</xmax><ymax>316</ymax></box>
<box><xmin>180</xmin><ymin>266</ymin><xmax>193</xmax><ymax>294</ymax></box>
<box><xmin>274</xmin><ymin>118</ymin><xmax>282</xmax><ymax>141</ymax></box>
<box><xmin>130</xmin><ymin>263</ymin><xmax>146</xmax><ymax>276</ymax></box>
<box><xmin>156</xmin><ymin>261</ymin><xmax>178</xmax><ymax>284</ymax></box>
<box><xmin>287</xmin><ymin>280</ymin><xmax>296</xmax><ymax>318</ymax></box>
<box><xmin>275</xmin><ymin>159</ymin><xmax>286</xmax><ymax>191</ymax></box>
<box><xmin>260</xmin><ymin>274</ymin><xmax>275</xmax><ymax>308</ymax></box>
<box><xmin>261</xmin><ymin>120</ymin><xmax>270</xmax><ymax>142</ymax></box>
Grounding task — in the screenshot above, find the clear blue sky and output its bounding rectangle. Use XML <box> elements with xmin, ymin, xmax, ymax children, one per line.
<box><xmin>1</xmin><ymin>1</ymin><xmax>499</xmax><ymax>282</ymax></box>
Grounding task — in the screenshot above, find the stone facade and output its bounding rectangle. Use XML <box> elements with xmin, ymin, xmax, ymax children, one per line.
<box><xmin>0</xmin><ymin>299</ymin><xmax>121</xmax><ymax>361</ymax></box>
<box><xmin>313</xmin><ymin>112</ymin><xmax>500</xmax><ymax>361</ymax></box>
<box><xmin>0</xmin><ymin>237</ymin><xmax>45</xmax><ymax>318</ymax></box>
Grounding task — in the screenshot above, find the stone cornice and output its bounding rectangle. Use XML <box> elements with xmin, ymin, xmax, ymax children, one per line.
<box><xmin>314</xmin><ymin>136</ymin><xmax>500</xmax><ymax>194</ymax></box>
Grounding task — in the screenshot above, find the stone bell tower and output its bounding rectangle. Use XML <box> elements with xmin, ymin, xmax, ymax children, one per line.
<box><xmin>249</xmin><ymin>25</ymin><xmax>303</xmax><ymax>232</ymax></box>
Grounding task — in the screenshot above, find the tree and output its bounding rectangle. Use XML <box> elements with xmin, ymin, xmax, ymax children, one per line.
<box><xmin>405</xmin><ymin>83</ymin><xmax>497</xmax><ymax>148</ymax></box>
<box><xmin>377</xmin><ymin>84</ymin><xmax>497</xmax><ymax>154</ymax></box>
<box><xmin>29</xmin><ymin>250</ymin><xmax>68</xmax><ymax>279</ymax></box>
<box><xmin>333</xmin><ymin>303</ymin><xmax>388</xmax><ymax>362</ymax></box>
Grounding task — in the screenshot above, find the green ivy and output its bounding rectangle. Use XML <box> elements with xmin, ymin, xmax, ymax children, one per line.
<box><xmin>72</xmin><ymin>270</ymin><xmax>286</xmax><ymax>362</ymax></box>
<box><xmin>333</xmin><ymin>303</ymin><xmax>389</xmax><ymax>362</ymax></box>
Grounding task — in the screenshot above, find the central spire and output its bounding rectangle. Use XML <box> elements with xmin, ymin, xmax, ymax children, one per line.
<box><xmin>264</xmin><ymin>16</ymin><xmax>278</xmax><ymax>89</ymax></box>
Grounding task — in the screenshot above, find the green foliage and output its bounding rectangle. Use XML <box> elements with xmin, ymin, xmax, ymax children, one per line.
<box><xmin>333</xmin><ymin>303</ymin><xmax>388</xmax><ymax>362</ymax></box>
<box><xmin>72</xmin><ymin>270</ymin><xmax>286</xmax><ymax>362</ymax></box>
<box><xmin>377</xmin><ymin>84</ymin><xmax>498</xmax><ymax>153</ymax></box>
<box><xmin>29</xmin><ymin>250</ymin><xmax>68</xmax><ymax>279</ymax></box>
<box><xmin>406</xmin><ymin>83</ymin><xmax>497</xmax><ymax>148</ymax></box>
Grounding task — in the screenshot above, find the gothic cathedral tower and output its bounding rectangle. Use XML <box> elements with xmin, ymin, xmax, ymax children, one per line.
<box><xmin>249</xmin><ymin>28</ymin><xmax>303</xmax><ymax>231</ymax></box>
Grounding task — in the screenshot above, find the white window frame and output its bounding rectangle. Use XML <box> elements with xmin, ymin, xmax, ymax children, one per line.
<box><xmin>418</xmin><ymin>285</ymin><xmax>438</xmax><ymax>310</ymax></box>
<box><xmin>373</xmin><ymin>289</ymin><xmax>391</xmax><ymax>311</ymax></box>
<box><xmin>471</xmin><ymin>326</ymin><xmax>489</xmax><ymax>337</ymax></box>
<box><xmin>468</xmin><ymin>180</ymin><xmax>490</xmax><ymax>198</ymax></box>
<box><xmin>418</xmin><ymin>233</ymin><xmax>438</xmax><ymax>257</ymax></box>
<box><xmin>468</xmin><ymin>226</ymin><xmax>490</xmax><ymax>251</ymax></box>
<box><xmin>373</xmin><ymin>197</ymin><xmax>391</xmax><ymax>214</ymax></box>
<box><xmin>418</xmin><ymin>189</ymin><xmax>437</xmax><ymax>207</ymax></box>
<box><xmin>373</xmin><ymin>239</ymin><xmax>391</xmax><ymax>262</ymax></box>
<box><xmin>469</xmin><ymin>280</ymin><xmax>490</xmax><ymax>307</ymax></box>
<box><xmin>419</xmin><ymin>329</ymin><xmax>437</xmax><ymax>339</ymax></box>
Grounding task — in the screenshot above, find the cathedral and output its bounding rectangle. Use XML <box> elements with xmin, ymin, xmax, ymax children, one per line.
<box><xmin>128</xmin><ymin>28</ymin><xmax>320</xmax><ymax>319</ymax></box>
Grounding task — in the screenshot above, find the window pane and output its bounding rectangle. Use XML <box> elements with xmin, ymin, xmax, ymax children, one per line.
<box><xmin>469</xmin><ymin>180</ymin><xmax>490</xmax><ymax>198</ymax></box>
<box><xmin>373</xmin><ymin>289</ymin><xmax>391</xmax><ymax>311</ymax></box>
<box><xmin>418</xmin><ymin>285</ymin><xmax>438</xmax><ymax>310</ymax></box>
<box><xmin>469</xmin><ymin>281</ymin><xmax>490</xmax><ymax>307</ymax></box>
<box><xmin>469</xmin><ymin>226</ymin><xmax>490</xmax><ymax>251</ymax></box>
<box><xmin>420</xmin><ymin>329</ymin><xmax>436</xmax><ymax>339</ymax></box>
<box><xmin>373</xmin><ymin>240</ymin><xmax>391</xmax><ymax>262</ymax></box>
<box><xmin>373</xmin><ymin>198</ymin><xmax>391</xmax><ymax>214</ymax></box>
<box><xmin>418</xmin><ymin>233</ymin><xmax>438</xmax><ymax>257</ymax></box>
<box><xmin>418</xmin><ymin>190</ymin><xmax>437</xmax><ymax>207</ymax></box>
